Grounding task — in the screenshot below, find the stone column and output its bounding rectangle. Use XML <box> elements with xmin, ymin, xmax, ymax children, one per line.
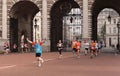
<box><xmin>82</xmin><ymin>0</ymin><xmax>89</xmax><ymax>40</ymax></box>
<box><xmin>42</xmin><ymin>0</ymin><xmax>50</xmax><ymax>52</ymax></box>
<box><xmin>2</xmin><ymin>0</ymin><xmax>7</xmax><ymax>39</ymax></box>
<box><xmin>42</xmin><ymin>0</ymin><xmax>47</xmax><ymax>40</ymax></box>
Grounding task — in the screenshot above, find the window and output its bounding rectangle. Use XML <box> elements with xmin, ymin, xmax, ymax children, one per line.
<box><xmin>76</xmin><ymin>27</ymin><xmax>80</xmax><ymax>29</ymax></box>
<box><xmin>114</xmin><ymin>19</ymin><xmax>116</xmax><ymax>24</ymax></box>
<box><xmin>69</xmin><ymin>27</ymin><xmax>72</xmax><ymax>30</ymax></box>
<box><xmin>113</xmin><ymin>27</ymin><xmax>116</xmax><ymax>33</ymax></box>
<box><xmin>113</xmin><ymin>37</ymin><xmax>116</xmax><ymax>40</ymax></box>
<box><xmin>109</xmin><ymin>27</ymin><xmax>111</xmax><ymax>34</ymax></box>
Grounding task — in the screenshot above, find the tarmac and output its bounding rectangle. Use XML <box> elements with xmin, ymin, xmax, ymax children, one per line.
<box><xmin>0</xmin><ymin>47</ymin><xmax>120</xmax><ymax>76</ymax></box>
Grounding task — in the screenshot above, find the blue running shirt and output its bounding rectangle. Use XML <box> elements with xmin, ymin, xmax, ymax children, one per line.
<box><xmin>34</xmin><ymin>43</ymin><xmax>42</xmax><ymax>54</ymax></box>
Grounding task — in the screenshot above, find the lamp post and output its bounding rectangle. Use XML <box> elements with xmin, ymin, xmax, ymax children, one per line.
<box><xmin>108</xmin><ymin>15</ymin><xmax>111</xmax><ymax>23</ymax></box>
<box><xmin>117</xmin><ymin>20</ymin><xmax>120</xmax><ymax>52</ymax></box>
<box><xmin>108</xmin><ymin>9</ymin><xmax>111</xmax><ymax>23</ymax></box>
<box><xmin>34</xmin><ymin>18</ymin><xmax>37</xmax><ymax>41</ymax></box>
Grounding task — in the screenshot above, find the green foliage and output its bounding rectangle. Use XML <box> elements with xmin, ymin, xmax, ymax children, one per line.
<box><xmin>101</xmin><ymin>23</ymin><xmax>106</xmax><ymax>38</ymax></box>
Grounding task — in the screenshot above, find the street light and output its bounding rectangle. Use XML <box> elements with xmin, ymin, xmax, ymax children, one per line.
<box><xmin>107</xmin><ymin>9</ymin><xmax>111</xmax><ymax>23</ymax></box>
<box><xmin>117</xmin><ymin>20</ymin><xmax>120</xmax><ymax>52</ymax></box>
<box><xmin>34</xmin><ymin>18</ymin><xmax>37</xmax><ymax>41</ymax></box>
<box><xmin>108</xmin><ymin>15</ymin><xmax>111</xmax><ymax>23</ymax></box>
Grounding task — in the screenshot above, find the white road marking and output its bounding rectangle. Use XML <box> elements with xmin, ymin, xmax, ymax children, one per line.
<box><xmin>0</xmin><ymin>65</ymin><xmax>16</xmax><ymax>70</ymax></box>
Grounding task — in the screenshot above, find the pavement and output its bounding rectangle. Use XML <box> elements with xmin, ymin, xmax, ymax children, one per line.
<box><xmin>0</xmin><ymin>48</ymin><xmax>120</xmax><ymax>76</ymax></box>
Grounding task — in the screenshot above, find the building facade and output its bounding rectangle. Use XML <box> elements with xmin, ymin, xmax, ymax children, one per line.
<box><xmin>98</xmin><ymin>8</ymin><xmax>119</xmax><ymax>48</ymax></box>
<box><xmin>0</xmin><ymin>0</ymin><xmax>93</xmax><ymax>51</ymax></box>
<box><xmin>0</xmin><ymin>0</ymin><xmax>120</xmax><ymax>51</ymax></box>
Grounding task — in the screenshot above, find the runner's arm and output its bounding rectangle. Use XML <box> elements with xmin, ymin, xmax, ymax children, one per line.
<box><xmin>26</xmin><ymin>38</ymin><xmax>32</xmax><ymax>44</ymax></box>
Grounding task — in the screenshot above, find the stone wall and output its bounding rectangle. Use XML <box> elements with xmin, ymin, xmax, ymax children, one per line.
<box><xmin>0</xmin><ymin>39</ymin><xmax>8</xmax><ymax>51</ymax></box>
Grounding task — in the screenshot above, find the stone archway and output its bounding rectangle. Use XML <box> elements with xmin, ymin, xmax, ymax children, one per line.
<box><xmin>50</xmin><ymin>0</ymin><xmax>80</xmax><ymax>51</ymax></box>
<box><xmin>9</xmin><ymin>1</ymin><xmax>39</xmax><ymax>52</ymax></box>
<box><xmin>92</xmin><ymin>0</ymin><xmax>120</xmax><ymax>41</ymax></box>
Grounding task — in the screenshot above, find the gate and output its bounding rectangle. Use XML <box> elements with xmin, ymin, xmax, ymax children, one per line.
<box><xmin>63</xmin><ymin>8</ymin><xmax>82</xmax><ymax>51</ymax></box>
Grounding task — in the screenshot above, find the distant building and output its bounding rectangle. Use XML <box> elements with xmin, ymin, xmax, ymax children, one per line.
<box><xmin>33</xmin><ymin>12</ymin><xmax>42</xmax><ymax>41</ymax></box>
<box><xmin>63</xmin><ymin>8</ymin><xmax>82</xmax><ymax>42</ymax></box>
<box><xmin>98</xmin><ymin>8</ymin><xmax>119</xmax><ymax>48</ymax></box>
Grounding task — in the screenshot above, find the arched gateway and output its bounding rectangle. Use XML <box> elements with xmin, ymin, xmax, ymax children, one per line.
<box><xmin>9</xmin><ymin>1</ymin><xmax>40</xmax><ymax>52</ymax></box>
<box><xmin>92</xmin><ymin>0</ymin><xmax>120</xmax><ymax>40</ymax></box>
<box><xmin>8</xmin><ymin>0</ymin><xmax>83</xmax><ymax>52</ymax></box>
<box><xmin>50</xmin><ymin>0</ymin><xmax>82</xmax><ymax>51</ymax></box>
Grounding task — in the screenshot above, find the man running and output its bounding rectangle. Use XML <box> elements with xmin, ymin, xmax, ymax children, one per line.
<box><xmin>76</xmin><ymin>40</ymin><xmax>81</xmax><ymax>58</ymax></box>
<box><xmin>90</xmin><ymin>40</ymin><xmax>97</xmax><ymax>59</ymax></box>
<box><xmin>27</xmin><ymin>38</ymin><xmax>44</xmax><ymax>67</ymax></box>
<box><xmin>72</xmin><ymin>40</ymin><xmax>77</xmax><ymax>56</ymax></box>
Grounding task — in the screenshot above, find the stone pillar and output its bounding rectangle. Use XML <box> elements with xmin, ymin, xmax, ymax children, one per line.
<box><xmin>82</xmin><ymin>0</ymin><xmax>89</xmax><ymax>40</ymax></box>
<box><xmin>2</xmin><ymin>0</ymin><xmax>7</xmax><ymax>39</ymax></box>
<box><xmin>42</xmin><ymin>0</ymin><xmax>50</xmax><ymax>52</ymax></box>
<box><xmin>42</xmin><ymin>0</ymin><xmax>47</xmax><ymax>40</ymax></box>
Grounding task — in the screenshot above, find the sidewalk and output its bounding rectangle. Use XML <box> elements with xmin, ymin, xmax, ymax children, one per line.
<box><xmin>101</xmin><ymin>47</ymin><xmax>118</xmax><ymax>53</ymax></box>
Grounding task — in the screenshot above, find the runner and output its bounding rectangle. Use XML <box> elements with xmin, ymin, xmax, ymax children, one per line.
<box><xmin>97</xmin><ymin>41</ymin><xmax>102</xmax><ymax>54</ymax></box>
<box><xmin>13</xmin><ymin>43</ymin><xmax>17</xmax><ymax>52</ymax></box>
<box><xmin>84</xmin><ymin>40</ymin><xmax>89</xmax><ymax>56</ymax></box>
<box><xmin>90</xmin><ymin>40</ymin><xmax>96</xmax><ymax>59</ymax></box>
<box><xmin>27</xmin><ymin>38</ymin><xmax>44</xmax><ymax>67</ymax></box>
<box><xmin>95</xmin><ymin>41</ymin><xmax>98</xmax><ymax>56</ymax></box>
<box><xmin>76</xmin><ymin>40</ymin><xmax>81</xmax><ymax>58</ymax></box>
<box><xmin>3</xmin><ymin>42</ymin><xmax>10</xmax><ymax>54</ymax></box>
<box><xmin>72</xmin><ymin>40</ymin><xmax>77</xmax><ymax>56</ymax></box>
<box><xmin>57</xmin><ymin>40</ymin><xmax>63</xmax><ymax>59</ymax></box>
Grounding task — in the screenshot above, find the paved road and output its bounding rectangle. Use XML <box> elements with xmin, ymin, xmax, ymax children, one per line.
<box><xmin>0</xmin><ymin>50</ymin><xmax>120</xmax><ymax>76</ymax></box>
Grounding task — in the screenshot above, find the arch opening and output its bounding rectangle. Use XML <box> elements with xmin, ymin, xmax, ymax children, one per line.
<box><xmin>50</xmin><ymin>0</ymin><xmax>81</xmax><ymax>51</ymax></box>
<box><xmin>97</xmin><ymin>8</ymin><xmax>119</xmax><ymax>48</ymax></box>
<box><xmin>9</xmin><ymin>1</ymin><xmax>40</xmax><ymax>52</ymax></box>
<box><xmin>92</xmin><ymin>0</ymin><xmax>120</xmax><ymax>41</ymax></box>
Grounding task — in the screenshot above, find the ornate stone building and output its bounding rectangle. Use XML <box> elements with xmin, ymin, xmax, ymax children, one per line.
<box><xmin>0</xmin><ymin>0</ymin><xmax>120</xmax><ymax>51</ymax></box>
<box><xmin>98</xmin><ymin>8</ymin><xmax>119</xmax><ymax>48</ymax></box>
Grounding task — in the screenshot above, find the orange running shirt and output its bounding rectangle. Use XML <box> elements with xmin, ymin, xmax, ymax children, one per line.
<box><xmin>72</xmin><ymin>41</ymin><xmax>77</xmax><ymax>48</ymax></box>
<box><xmin>91</xmin><ymin>42</ymin><xmax>96</xmax><ymax>50</ymax></box>
<box><xmin>32</xmin><ymin>42</ymin><xmax>43</xmax><ymax>46</ymax></box>
<box><xmin>76</xmin><ymin>42</ymin><xmax>81</xmax><ymax>50</ymax></box>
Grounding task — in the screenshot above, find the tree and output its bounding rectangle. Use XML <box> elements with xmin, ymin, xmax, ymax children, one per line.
<box><xmin>100</xmin><ymin>23</ymin><xmax>106</xmax><ymax>39</ymax></box>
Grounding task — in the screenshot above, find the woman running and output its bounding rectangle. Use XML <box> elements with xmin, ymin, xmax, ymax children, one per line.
<box><xmin>57</xmin><ymin>40</ymin><xmax>63</xmax><ymax>59</ymax></box>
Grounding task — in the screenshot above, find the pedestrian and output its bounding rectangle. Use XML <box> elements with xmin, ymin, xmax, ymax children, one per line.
<box><xmin>3</xmin><ymin>42</ymin><xmax>6</xmax><ymax>51</ymax></box>
<box><xmin>24</xmin><ymin>43</ymin><xmax>29</xmax><ymax>52</ymax></box>
<box><xmin>3</xmin><ymin>42</ymin><xmax>10</xmax><ymax>54</ymax></box>
<box><xmin>13</xmin><ymin>43</ymin><xmax>17</xmax><ymax>52</ymax></box>
<box><xmin>84</xmin><ymin>40</ymin><xmax>89</xmax><ymax>56</ymax></box>
<box><xmin>57</xmin><ymin>40</ymin><xmax>63</xmax><ymax>59</ymax></box>
<box><xmin>20</xmin><ymin>42</ymin><xmax>24</xmax><ymax>53</ymax></box>
<box><xmin>27</xmin><ymin>38</ymin><xmax>44</xmax><ymax>67</ymax></box>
